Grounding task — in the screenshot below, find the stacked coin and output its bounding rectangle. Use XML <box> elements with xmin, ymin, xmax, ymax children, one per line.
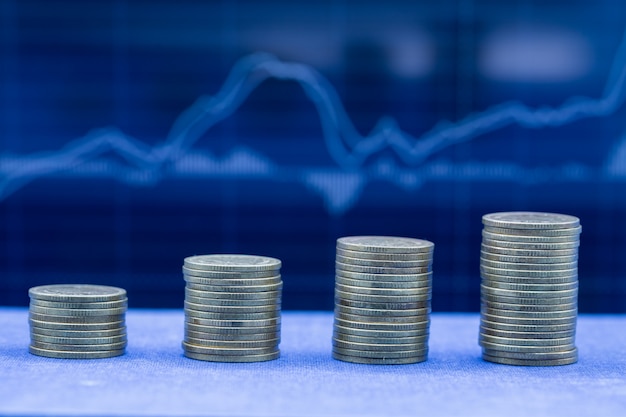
<box><xmin>332</xmin><ymin>236</ymin><xmax>434</xmax><ymax>364</ymax></box>
<box><xmin>479</xmin><ymin>212</ymin><xmax>581</xmax><ymax>366</ymax></box>
<box><xmin>182</xmin><ymin>254</ymin><xmax>282</xmax><ymax>362</ymax></box>
<box><xmin>28</xmin><ymin>284</ymin><xmax>128</xmax><ymax>359</ymax></box>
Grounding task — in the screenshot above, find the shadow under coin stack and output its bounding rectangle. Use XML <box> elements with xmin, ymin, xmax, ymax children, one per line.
<box><xmin>28</xmin><ymin>284</ymin><xmax>128</xmax><ymax>359</ymax></box>
<box><xmin>182</xmin><ymin>254</ymin><xmax>282</xmax><ymax>362</ymax></box>
<box><xmin>479</xmin><ymin>211</ymin><xmax>581</xmax><ymax>366</ymax></box>
<box><xmin>333</xmin><ymin>236</ymin><xmax>434</xmax><ymax>364</ymax></box>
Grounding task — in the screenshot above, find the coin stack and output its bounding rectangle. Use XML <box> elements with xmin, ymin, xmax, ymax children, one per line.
<box><xmin>182</xmin><ymin>254</ymin><xmax>282</xmax><ymax>362</ymax></box>
<box><xmin>28</xmin><ymin>284</ymin><xmax>128</xmax><ymax>359</ymax></box>
<box><xmin>479</xmin><ymin>211</ymin><xmax>581</xmax><ymax>366</ymax></box>
<box><xmin>332</xmin><ymin>236</ymin><xmax>434</xmax><ymax>365</ymax></box>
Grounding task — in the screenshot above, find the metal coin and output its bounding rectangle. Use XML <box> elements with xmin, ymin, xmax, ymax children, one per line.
<box><xmin>336</xmin><ymin>262</ymin><xmax>431</xmax><ymax>275</ymax></box>
<box><xmin>482</xmin><ymin>212</ymin><xmax>580</xmax><ymax>229</ymax></box>
<box><xmin>480</xmin><ymin>285</ymin><xmax>578</xmax><ymax>299</ymax></box>
<box><xmin>182</xmin><ymin>341</ymin><xmax>277</xmax><ymax>356</ymax></box>
<box><xmin>482</xmin><ymin>230</ymin><xmax>578</xmax><ymax>244</ymax></box>
<box><xmin>480</xmin><ymin>251</ymin><xmax>578</xmax><ymax>264</ymax></box>
<box><xmin>29</xmin><ymin>305</ymin><xmax>127</xmax><ymax>317</ymax></box>
<box><xmin>183</xmin><ymin>275</ymin><xmax>281</xmax><ymax>287</ymax></box>
<box><xmin>479</xmin><ymin>340</ymin><xmax>574</xmax><ymax>353</ymax></box>
<box><xmin>28</xmin><ymin>285</ymin><xmax>126</xmax><ymax>303</ymax></box>
<box><xmin>30</xmin><ymin>327</ymin><xmax>127</xmax><ymax>338</ymax></box>
<box><xmin>335</xmin><ymin>276</ymin><xmax>431</xmax><ymax>290</ymax></box>
<box><xmin>480</xmin><ymin>326</ymin><xmax>575</xmax><ymax>339</ymax></box>
<box><xmin>479</xmin><ymin>334</ymin><xmax>575</xmax><ymax>347</ymax></box>
<box><xmin>335</xmin><ymin>270</ymin><xmax>432</xmax><ymax>283</ymax></box>
<box><xmin>481</xmin><ymin>294</ymin><xmax>577</xmax><ymax>306</ymax></box>
<box><xmin>332</xmin><ymin>339</ymin><xmax>423</xmax><ymax>352</ymax></box>
<box><xmin>29</xmin><ymin>299</ymin><xmax>128</xmax><ymax>310</ymax></box>
<box><xmin>335</xmin><ymin>298</ymin><xmax>430</xmax><ymax>310</ymax></box>
<box><xmin>184</xmin><ymin>288</ymin><xmax>280</xmax><ymax>303</ymax></box>
<box><xmin>184</xmin><ymin>337</ymin><xmax>279</xmax><ymax>349</ymax></box>
<box><xmin>482</xmin><ymin>225</ymin><xmax>582</xmax><ymax>236</ymax></box>
<box><xmin>335</xmin><ymin>254</ymin><xmax>432</xmax><ymax>269</ymax></box>
<box><xmin>184</xmin><ymin>301</ymin><xmax>280</xmax><ymax>314</ymax></box>
<box><xmin>332</xmin><ymin>351</ymin><xmax>427</xmax><ymax>364</ymax></box>
<box><xmin>480</xmin><ymin>300</ymin><xmax>577</xmax><ymax>312</ymax></box>
<box><xmin>480</xmin><ymin>319</ymin><xmax>575</xmax><ymax>333</ymax></box>
<box><xmin>335</xmin><ymin>283</ymin><xmax>431</xmax><ymax>297</ymax></box>
<box><xmin>182</xmin><ymin>282</ymin><xmax>283</xmax><ymax>293</ymax></box>
<box><xmin>184</xmin><ymin>295</ymin><xmax>280</xmax><ymax>309</ymax></box>
<box><xmin>335</xmin><ymin>290</ymin><xmax>431</xmax><ymax>303</ymax></box>
<box><xmin>334</xmin><ymin>304</ymin><xmax>431</xmax><ymax>317</ymax></box>
<box><xmin>184</xmin><ymin>350</ymin><xmax>279</xmax><ymax>363</ymax></box>
<box><xmin>30</xmin><ymin>341</ymin><xmax>127</xmax><ymax>352</ymax></box>
<box><xmin>30</xmin><ymin>334</ymin><xmax>127</xmax><ymax>345</ymax></box>
<box><xmin>28</xmin><ymin>318</ymin><xmax>125</xmax><ymax>331</ymax></box>
<box><xmin>336</xmin><ymin>248</ymin><xmax>433</xmax><ymax>261</ymax></box>
<box><xmin>480</xmin><ymin>266</ymin><xmax>578</xmax><ymax>278</ymax></box>
<box><xmin>332</xmin><ymin>346</ymin><xmax>428</xmax><ymax>359</ymax></box>
<box><xmin>482</xmin><ymin>347</ymin><xmax>578</xmax><ymax>360</ymax></box>
<box><xmin>184</xmin><ymin>286</ymin><xmax>282</xmax><ymax>300</ymax></box>
<box><xmin>482</xmin><ymin>354</ymin><xmax>577</xmax><ymax>366</ymax></box>
<box><xmin>29</xmin><ymin>346</ymin><xmax>125</xmax><ymax>359</ymax></box>
<box><xmin>481</xmin><ymin>280</ymin><xmax>578</xmax><ymax>292</ymax></box>
<box><xmin>29</xmin><ymin>312</ymin><xmax>125</xmax><ymax>324</ymax></box>
<box><xmin>336</xmin><ymin>236</ymin><xmax>434</xmax><ymax>254</ymax></box>
<box><xmin>182</xmin><ymin>266</ymin><xmax>279</xmax><ymax>279</ymax></box>
<box><xmin>480</xmin><ymin>271</ymin><xmax>577</xmax><ymax>284</ymax></box>
<box><xmin>185</xmin><ymin>322</ymin><xmax>280</xmax><ymax>335</ymax></box>
<box><xmin>334</xmin><ymin>318</ymin><xmax>429</xmax><ymax>332</ymax></box>
<box><xmin>333</xmin><ymin>324</ymin><xmax>429</xmax><ymax>338</ymax></box>
<box><xmin>481</xmin><ymin>306</ymin><xmax>577</xmax><ymax>319</ymax></box>
<box><xmin>480</xmin><ymin>313</ymin><xmax>577</xmax><ymax>326</ymax></box>
<box><xmin>184</xmin><ymin>316</ymin><xmax>280</xmax><ymax>328</ymax></box>
<box><xmin>184</xmin><ymin>309</ymin><xmax>279</xmax><ymax>320</ymax></box>
<box><xmin>184</xmin><ymin>254</ymin><xmax>281</xmax><ymax>272</ymax></box>
<box><xmin>480</xmin><ymin>244</ymin><xmax>579</xmax><ymax>257</ymax></box>
<box><xmin>335</xmin><ymin>311</ymin><xmax>430</xmax><ymax>324</ymax></box>
<box><xmin>333</xmin><ymin>331</ymin><xmax>428</xmax><ymax>345</ymax></box>
<box><xmin>480</xmin><ymin>259</ymin><xmax>578</xmax><ymax>271</ymax></box>
<box><xmin>185</xmin><ymin>330</ymin><xmax>279</xmax><ymax>341</ymax></box>
<box><xmin>481</xmin><ymin>238</ymin><xmax>579</xmax><ymax>250</ymax></box>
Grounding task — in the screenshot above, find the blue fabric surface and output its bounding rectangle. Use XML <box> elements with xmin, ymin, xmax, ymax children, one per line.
<box><xmin>0</xmin><ymin>308</ymin><xmax>625</xmax><ymax>417</ymax></box>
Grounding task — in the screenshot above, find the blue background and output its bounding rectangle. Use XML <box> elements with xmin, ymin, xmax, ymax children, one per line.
<box><xmin>1</xmin><ymin>0</ymin><xmax>625</xmax><ymax>311</ymax></box>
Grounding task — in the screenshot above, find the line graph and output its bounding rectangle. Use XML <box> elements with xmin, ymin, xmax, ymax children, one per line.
<box><xmin>1</xmin><ymin>29</ymin><xmax>625</xmax><ymax>214</ymax></box>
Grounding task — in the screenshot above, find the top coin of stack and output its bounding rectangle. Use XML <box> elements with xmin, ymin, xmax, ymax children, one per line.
<box><xmin>182</xmin><ymin>254</ymin><xmax>283</xmax><ymax>363</ymax></box>
<box><xmin>28</xmin><ymin>284</ymin><xmax>128</xmax><ymax>359</ymax></box>
<box><xmin>333</xmin><ymin>236</ymin><xmax>434</xmax><ymax>365</ymax></box>
<box><xmin>479</xmin><ymin>212</ymin><xmax>581</xmax><ymax>366</ymax></box>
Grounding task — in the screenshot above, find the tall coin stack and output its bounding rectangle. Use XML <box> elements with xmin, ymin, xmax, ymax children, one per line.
<box><xmin>182</xmin><ymin>254</ymin><xmax>282</xmax><ymax>362</ymax></box>
<box><xmin>479</xmin><ymin>212</ymin><xmax>581</xmax><ymax>366</ymax></box>
<box><xmin>333</xmin><ymin>236</ymin><xmax>434</xmax><ymax>365</ymax></box>
<box><xmin>28</xmin><ymin>284</ymin><xmax>128</xmax><ymax>359</ymax></box>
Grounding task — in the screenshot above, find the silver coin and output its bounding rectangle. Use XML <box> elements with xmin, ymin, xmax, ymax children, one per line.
<box><xmin>482</xmin><ymin>212</ymin><xmax>580</xmax><ymax>229</ymax></box>
<box><xmin>184</xmin><ymin>288</ymin><xmax>280</xmax><ymax>303</ymax></box>
<box><xmin>480</xmin><ymin>313</ymin><xmax>577</xmax><ymax>326</ymax></box>
<box><xmin>481</xmin><ymin>280</ymin><xmax>578</xmax><ymax>292</ymax></box>
<box><xmin>184</xmin><ymin>337</ymin><xmax>279</xmax><ymax>349</ymax></box>
<box><xmin>479</xmin><ymin>334</ymin><xmax>575</xmax><ymax>347</ymax></box>
<box><xmin>335</xmin><ymin>311</ymin><xmax>430</xmax><ymax>324</ymax></box>
<box><xmin>480</xmin><ymin>285</ymin><xmax>578</xmax><ymax>299</ymax></box>
<box><xmin>335</xmin><ymin>283</ymin><xmax>431</xmax><ymax>297</ymax></box>
<box><xmin>184</xmin><ymin>316</ymin><xmax>280</xmax><ymax>328</ymax></box>
<box><xmin>182</xmin><ymin>282</ymin><xmax>283</xmax><ymax>294</ymax></box>
<box><xmin>482</xmin><ymin>353</ymin><xmax>577</xmax><ymax>366</ymax></box>
<box><xmin>332</xmin><ymin>346</ymin><xmax>428</xmax><ymax>359</ymax></box>
<box><xmin>481</xmin><ymin>306</ymin><xmax>577</xmax><ymax>319</ymax></box>
<box><xmin>480</xmin><ymin>319</ymin><xmax>575</xmax><ymax>333</ymax></box>
<box><xmin>30</xmin><ymin>326</ymin><xmax>127</xmax><ymax>338</ymax></box>
<box><xmin>480</xmin><ymin>326</ymin><xmax>575</xmax><ymax>339</ymax></box>
<box><xmin>184</xmin><ymin>295</ymin><xmax>281</xmax><ymax>309</ymax></box>
<box><xmin>336</xmin><ymin>254</ymin><xmax>432</xmax><ymax>269</ymax></box>
<box><xmin>333</xmin><ymin>324</ymin><xmax>429</xmax><ymax>338</ymax></box>
<box><xmin>334</xmin><ymin>318</ymin><xmax>429</xmax><ymax>332</ymax></box>
<box><xmin>29</xmin><ymin>299</ymin><xmax>129</xmax><ymax>310</ymax></box>
<box><xmin>480</xmin><ymin>265</ymin><xmax>577</xmax><ymax>278</ymax></box>
<box><xmin>335</xmin><ymin>270</ymin><xmax>432</xmax><ymax>282</ymax></box>
<box><xmin>333</xmin><ymin>331</ymin><xmax>428</xmax><ymax>345</ymax></box>
<box><xmin>184</xmin><ymin>309</ymin><xmax>279</xmax><ymax>321</ymax></box>
<box><xmin>481</xmin><ymin>294</ymin><xmax>577</xmax><ymax>306</ymax></box>
<box><xmin>336</xmin><ymin>262</ymin><xmax>431</xmax><ymax>275</ymax></box>
<box><xmin>336</xmin><ymin>248</ymin><xmax>433</xmax><ymax>261</ymax></box>
<box><xmin>335</xmin><ymin>276</ymin><xmax>431</xmax><ymax>290</ymax></box>
<box><xmin>480</xmin><ymin>259</ymin><xmax>577</xmax><ymax>271</ymax></box>
<box><xmin>482</xmin><ymin>225</ymin><xmax>582</xmax><ymax>237</ymax></box>
<box><xmin>185</xmin><ymin>322</ymin><xmax>280</xmax><ymax>335</ymax></box>
<box><xmin>332</xmin><ymin>351</ymin><xmax>427</xmax><ymax>365</ymax></box>
<box><xmin>182</xmin><ymin>266</ymin><xmax>279</xmax><ymax>279</ymax></box>
<box><xmin>184</xmin><ymin>301</ymin><xmax>280</xmax><ymax>314</ymax></box>
<box><xmin>335</xmin><ymin>290</ymin><xmax>432</xmax><ymax>303</ymax></box>
<box><xmin>479</xmin><ymin>340</ymin><xmax>574</xmax><ymax>353</ymax></box>
<box><xmin>335</xmin><ymin>297</ymin><xmax>431</xmax><ymax>310</ymax></box>
<box><xmin>30</xmin><ymin>334</ymin><xmax>128</xmax><ymax>345</ymax></box>
<box><xmin>482</xmin><ymin>230</ymin><xmax>578</xmax><ymax>244</ymax></box>
<box><xmin>480</xmin><ymin>251</ymin><xmax>578</xmax><ymax>264</ymax></box>
<box><xmin>481</xmin><ymin>300</ymin><xmax>577</xmax><ymax>312</ymax></box>
<box><xmin>482</xmin><ymin>347</ymin><xmax>578</xmax><ymax>360</ymax></box>
<box><xmin>29</xmin><ymin>305</ymin><xmax>127</xmax><ymax>317</ymax></box>
<box><xmin>29</xmin><ymin>312</ymin><xmax>125</xmax><ymax>324</ymax></box>
<box><xmin>29</xmin><ymin>346</ymin><xmax>125</xmax><ymax>359</ymax></box>
<box><xmin>30</xmin><ymin>341</ymin><xmax>127</xmax><ymax>352</ymax></box>
<box><xmin>185</xmin><ymin>329</ymin><xmax>279</xmax><ymax>341</ymax></box>
<box><xmin>337</xmin><ymin>236</ymin><xmax>434</xmax><ymax>254</ymax></box>
<box><xmin>184</xmin><ymin>286</ymin><xmax>282</xmax><ymax>300</ymax></box>
<box><xmin>182</xmin><ymin>341</ymin><xmax>277</xmax><ymax>356</ymax></box>
<box><xmin>480</xmin><ymin>244</ymin><xmax>579</xmax><ymax>257</ymax></box>
<box><xmin>29</xmin><ymin>285</ymin><xmax>126</xmax><ymax>303</ymax></box>
<box><xmin>183</xmin><ymin>275</ymin><xmax>281</xmax><ymax>287</ymax></box>
<box><xmin>332</xmin><ymin>339</ymin><xmax>423</xmax><ymax>352</ymax></box>
<box><xmin>184</xmin><ymin>350</ymin><xmax>279</xmax><ymax>363</ymax></box>
<box><xmin>28</xmin><ymin>318</ymin><xmax>125</xmax><ymax>331</ymax></box>
<box><xmin>480</xmin><ymin>271</ymin><xmax>577</xmax><ymax>285</ymax></box>
<box><xmin>184</xmin><ymin>254</ymin><xmax>281</xmax><ymax>272</ymax></box>
<box><xmin>481</xmin><ymin>238</ymin><xmax>580</xmax><ymax>250</ymax></box>
<box><xmin>334</xmin><ymin>305</ymin><xmax>431</xmax><ymax>318</ymax></box>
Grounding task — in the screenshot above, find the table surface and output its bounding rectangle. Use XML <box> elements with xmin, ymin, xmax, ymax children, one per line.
<box><xmin>1</xmin><ymin>308</ymin><xmax>625</xmax><ymax>417</ymax></box>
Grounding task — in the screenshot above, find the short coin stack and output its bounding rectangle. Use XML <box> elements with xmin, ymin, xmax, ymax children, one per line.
<box><xmin>28</xmin><ymin>284</ymin><xmax>128</xmax><ymax>359</ymax></box>
<box><xmin>333</xmin><ymin>236</ymin><xmax>434</xmax><ymax>364</ymax></box>
<box><xmin>479</xmin><ymin>211</ymin><xmax>581</xmax><ymax>366</ymax></box>
<box><xmin>182</xmin><ymin>254</ymin><xmax>282</xmax><ymax>362</ymax></box>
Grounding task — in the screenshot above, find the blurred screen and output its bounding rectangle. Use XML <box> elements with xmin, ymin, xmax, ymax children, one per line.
<box><xmin>1</xmin><ymin>0</ymin><xmax>625</xmax><ymax>311</ymax></box>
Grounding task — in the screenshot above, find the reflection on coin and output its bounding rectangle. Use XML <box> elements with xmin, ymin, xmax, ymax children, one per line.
<box><xmin>184</xmin><ymin>254</ymin><xmax>281</xmax><ymax>272</ymax></box>
<box><xmin>337</xmin><ymin>236</ymin><xmax>434</xmax><ymax>254</ymax></box>
<box><xmin>482</xmin><ymin>212</ymin><xmax>580</xmax><ymax>229</ymax></box>
<box><xmin>29</xmin><ymin>285</ymin><xmax>126</xmax><ymax>303</ymax></box>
